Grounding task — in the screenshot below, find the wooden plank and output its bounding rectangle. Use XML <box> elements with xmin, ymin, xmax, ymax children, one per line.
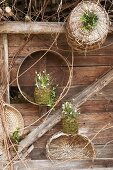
<box><xmin>46</xmin><ymin>54</ymin><xmax>113</xmax><ymax>67</ymax></box>
<box><xmin>8</xmin><ymin>34</ymin><xmax>54</xmax><ymax>47</ymax></box>
<box><xmin>12</xmin><ymin>159</ymin><xmax>113</xmax><ymax>170</ymax></box>
<box><xmin>18</xmin><ymin>69</ymin><xmax>113</xmax><ymax>153</ymax></box>
<box><xmin>7</xmin><ymin>34</ymin><xmax>113</xmax><ymax>55</ymax></box>
<box><xmin>0</xmin><ymin>159</ymin><xmax>112</xmax><ymax>170</ymax></box>
<box><xmin>55</xmin><ymin>84</ymin><xmax>113</xmax><ymax>101</ymax></box>
<box><xmin>30</xmin><ymin>144</ymin><xmax>113</xmax><ymax>159</ymax></box>
<box><xmin>11</xmin><ymin>83</ymin><xmax>113</xmax><ymax>103</ymax></box>
<box><xmin>8</xmin><ymin>54</ymin><xmax>113</xmax><ymax>67</ymax></box>
<box><xmin>11</xmin><ymin>66</ymin><xmax>110</xmax><ymax>86</ymax></box>
<box><xmin>0</xmin><ymin>22</ymin><xmax>112</xmax><ymax>34</ymax></box>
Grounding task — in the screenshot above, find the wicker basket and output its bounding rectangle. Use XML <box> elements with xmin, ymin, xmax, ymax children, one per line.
<box><xmin>46</xmin><ymin>132</ymin><xmax>96</xmax><ymax>160</ymax></box>
<box><xmin>0</xmin><ymin>104</ymin><xmax>24</xmax><ymax>139</ymax></box>
<box><xmin>66</xmin><ymin>1</ymin><xmax>110</xmax><ymax>52</ymax></box>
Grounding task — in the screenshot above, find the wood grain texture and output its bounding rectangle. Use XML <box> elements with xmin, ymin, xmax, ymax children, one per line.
<box><xmin>12</xmin><ymin>159</ymin><xmax>113</xmax><ymax>170</ymax></box>
<box><xmin>4</xmin><ymin>31</ymin><xmax>113</xmax><ymax>165</ymax></box>
<box><xmin>13</xmin><ymin>103</ymin><xmax>113</xmax><ymax>159</ymax></box>
<box><xmin>17</xmin><ymin>68</ymin><xmax>113</xmax><ymax>153</ymax></box>
<box><xmin>0</xmin><ymin>159</ymin><xmax>112</xmax><ymax>170</ymax></box>
<box><xmin>11</xmin><ymin>65</ymin><xmax>111</xmax><ymax>86</ymax></box>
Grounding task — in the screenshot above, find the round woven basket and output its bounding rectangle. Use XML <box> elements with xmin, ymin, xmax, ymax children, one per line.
<box><xmin>0</xmin><ymin>103</ymin><xmax>24</xmax><ymax>139</ymax></box>
<box><xmin>17</xmin><ymin>49</ymin><xmax>71</xmax><ymax>106</ymax></box>
<box><xmin>46</xmin><ymin>132</ymin><xmax>96</xmax><ymax>160</ymax></box>
<box><xmin>66</xmin><ymin>1</ymin><xmax>110</xmax><ymax>52</ymax></box>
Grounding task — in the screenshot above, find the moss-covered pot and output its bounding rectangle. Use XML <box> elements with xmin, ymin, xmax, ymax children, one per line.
<box><xmin>62</xmin><ymin>114</ymin><xmax>79</xmax><ymax>135</ymax></box>
<box><xmin>34</xmin><ymin>87</ymin><xmax>51</xmax><ymax>106</ymax></box>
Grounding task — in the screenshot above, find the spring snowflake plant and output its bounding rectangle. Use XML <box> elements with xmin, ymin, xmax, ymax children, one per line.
<box><xmin>35</xmin><ymin>71</ymin><xmax>50</xmax><ymax>88</ymax></box>
<box><xmin>80</xmin><ymin>10</ymin><xmax>99</xmax><ymax>31</ymax></box>
<box><xmin>62</xmin><ymin>102</ymin><xmax>80</xmax><ymax>118</ymax></box>
<box><xmin>35</xmin><ymin>71</ymin><xmax>56</xmax><ymax>107</ymax></box>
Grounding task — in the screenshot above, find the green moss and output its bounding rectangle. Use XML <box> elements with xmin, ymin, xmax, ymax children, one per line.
<box><xmin>62</xmin><ymin>115</ymin><xmax>78</xmax><ymax>135</ymax></box>
<box><xmin>34</xmin><ymin>87</ymin><xmax>50</xmax><ymax>105</ymax></box>
<box><xmin>80</xmin><ymin>11</ymin><xmax>98</xmax><ymax>31</ymax></box>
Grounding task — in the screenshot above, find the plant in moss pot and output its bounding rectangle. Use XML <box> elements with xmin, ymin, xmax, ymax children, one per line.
<box><xmin>62</xmin><ymin>102</ymin><xmax>80</xmax><ymax>135</ymax></box>
<box><xmin>80</xmin><ymin>10</ymin><xmax>98</xmax><ymax>31</ymax></box>
<box><xmin>34</xmin><ymin>71</ymin><xmax>56</xmax><ymax>107</ymax></box>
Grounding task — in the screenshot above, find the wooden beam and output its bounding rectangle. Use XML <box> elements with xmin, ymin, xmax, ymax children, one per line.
<box><xmin>0</xmin><ymin>22</ymin><xmax>112</xmax><ymax>34</ymax></box>
<box><xmin>0</xmin><ymin>22</ymin><xmax>64</xmax><ymax>34</ymax></box>
<box><xmin>18</xmin><ymin>69</ymin><xmax>113</xmax><ymax>153</ymax></box>
<box><xmin>3</xmin><ymin>34</ymin><xmax>10</xmax><ymax>103</ymax></box>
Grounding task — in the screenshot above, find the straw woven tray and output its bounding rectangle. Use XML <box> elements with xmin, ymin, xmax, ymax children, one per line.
<box><xmin>46</xmin><ymin>132</ymin><xmax>96</xmax><ymax>160</ymax></box>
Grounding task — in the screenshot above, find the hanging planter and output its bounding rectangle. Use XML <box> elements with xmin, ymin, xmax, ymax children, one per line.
<box><xmin>66</xmin><ymin>1</ymin><xmax>110</xmax><ymax>52</ymax></box>
<box><xmin>62</xmin><ymin>102</ymin><xmax>79</xmax><ymax>135</ymax></box>
<box><xmin>46</xmin><ymin>101</ymin><xmax>96</xmax><ymax>160</ymax></box>
<box><xmin>34</xmin><ymin>71</ymin><xmax>56</xmax><ymax>107</ymax></box>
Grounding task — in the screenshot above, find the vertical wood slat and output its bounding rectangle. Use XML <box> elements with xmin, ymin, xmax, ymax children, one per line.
<box><xmin>3</xmin><ymin>34</ymin><xmax>10</xmax><ymax>103</ymax></box>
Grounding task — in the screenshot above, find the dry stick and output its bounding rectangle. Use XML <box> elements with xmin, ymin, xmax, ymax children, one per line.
<box><xmin>0</xmin><ymin>8</ymin><xmax>6</xmax><ymax>21</ymax></box>
<box><xmin>5</xmin><ymin>6</ymin><xmax>18</xmax><ymax>21</ymax></box>
<box><xmin>18</xmin><ymin>68</ymin><xmax>113</xmax><ymax>153</ymax></box>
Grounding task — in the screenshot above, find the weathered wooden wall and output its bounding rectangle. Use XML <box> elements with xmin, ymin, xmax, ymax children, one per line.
<box><xmin>1</xmin><ymin>32</ymin><xmax>113</xmax><ymax>163</ymax></box>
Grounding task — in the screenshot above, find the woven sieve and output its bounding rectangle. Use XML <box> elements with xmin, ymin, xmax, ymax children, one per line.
<box><xmin>66</xmin><ymin>1</ymin><xmax>110</xmax><ymax>52</ymax></box>
<box><xmin>46</xmin><ymin>132</ymin><xmax>96</xmax><ymax>160</ymax></box>
<box><xmin>0</xmin><ymin>104</ymin><xmax>24</xmax><ymax>140</ymax></box>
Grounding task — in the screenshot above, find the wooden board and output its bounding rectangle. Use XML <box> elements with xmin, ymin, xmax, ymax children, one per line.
<box><xmin>1</xmin><ymin>31</ymin><xmax>113</xmax><ymax>168</ymax></box>
<box><xmin>0</xmin><ymin>159</ymin><xmax>112</xmax><ymax>170</ymax></box>
<box><xmin>12</xmin><ymin>159</ymin><xmax>113</xmax><ymax>170</ymax></box>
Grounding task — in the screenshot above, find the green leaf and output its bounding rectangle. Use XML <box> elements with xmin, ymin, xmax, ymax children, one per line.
<box><xmin>11</xmin><ymin>128</ymin><xmax>21</xmax><ymax>144</ymax></box>
<box><xmin>80</xmin><ymin>11</ymin><xmax>98</xmax><ymax>31</ymax></box>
